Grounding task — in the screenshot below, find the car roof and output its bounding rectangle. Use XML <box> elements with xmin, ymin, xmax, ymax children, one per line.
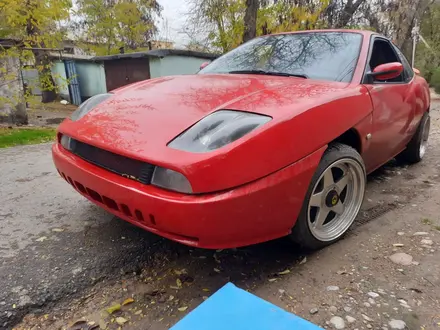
<box><xmin>268</xmin><ymin>29</ymin><xmax>379</xmax><ymax>38</ymax></box>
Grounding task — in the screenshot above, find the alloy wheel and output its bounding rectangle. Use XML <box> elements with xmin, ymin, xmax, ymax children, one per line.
<box><xmin>419</xmin><ymin>116</ymin><xmax>430</xmax><ymax>159</ymax></box>
<box><xmin>307</xmin><ymin>158</ymin><xmax>365</xmax><ymax>241</ymax></box>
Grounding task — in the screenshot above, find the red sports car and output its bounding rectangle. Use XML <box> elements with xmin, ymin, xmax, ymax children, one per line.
<box><xmin>52</xmin><ymin>30</ymin><xmax>430</xmax><ymax>250</ymax></box>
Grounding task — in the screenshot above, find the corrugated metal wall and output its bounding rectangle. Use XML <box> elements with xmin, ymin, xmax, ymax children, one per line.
<box><xmin>76</xmin><ymin>62</ymin><xmax>107</xmax><ymax>98</ymax></box>
<box><xmin>51</xmin><ymin>61</ymin><xmax>70</xmax><ymax>101</ymax></box>
<box><xmin>51</xmin><ymin>60</ymin><xmax>107</xmax><ymax>102</ymax></box>
<box><xmin>46</xmin><ymin>54</ymin><xmax>212</xmax><ymax>101</ymax></box>
<box><xmin>65</xmin><ymin>60</ymin><xmax>82</xmax><ymax>105</ymax></box>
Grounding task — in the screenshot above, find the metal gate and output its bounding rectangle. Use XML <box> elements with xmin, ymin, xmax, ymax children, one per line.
<box><xmin>65</xmin><ymin>60</ymin><xmax>82</xmax><ymax>105</ymax></box>
<box><xmin>104</xmin><ymin>58</ymin><xmax>150</xmax><ymax>91</ymax></box>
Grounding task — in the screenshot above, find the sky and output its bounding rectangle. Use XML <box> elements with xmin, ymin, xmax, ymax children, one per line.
<box><xmin>156</xmin><ymin>0</ymin><xmax>191</xmax><ymax>48</ymax></box>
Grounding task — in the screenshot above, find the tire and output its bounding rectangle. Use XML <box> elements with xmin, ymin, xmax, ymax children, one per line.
<box><xmin>396</xmin><ymin>112</ymin><xmax>430</xmax><ymax>164</ymax></box>
<box><xmin>290</xmin><ymin>143</ymin><xmax>366</xmax><ymax>250</ymax></box>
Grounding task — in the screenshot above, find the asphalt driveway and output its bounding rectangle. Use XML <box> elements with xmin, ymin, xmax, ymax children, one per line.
<box><xmin>2</xmin><ymin>102</ymin><xmax>440</xmax><ymax>329</ymax></box>
<box><xmin>0</xmin><ymin>143</ymin><xmax>184</xmax><ymax>328</ymax></box>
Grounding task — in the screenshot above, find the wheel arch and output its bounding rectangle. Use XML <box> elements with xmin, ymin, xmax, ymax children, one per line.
<box><xmin>330</xmin><ymin>128</ymin><xmax>363</xmax><ymax>155</ymax></box>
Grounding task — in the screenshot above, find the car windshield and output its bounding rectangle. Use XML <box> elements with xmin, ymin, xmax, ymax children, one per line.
<box><xmin>199</xmin><ymin>32</ymin><xmax>363</xmax><ymax>83</ymax></box>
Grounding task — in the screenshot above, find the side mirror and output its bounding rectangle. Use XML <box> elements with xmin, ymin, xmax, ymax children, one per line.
<box><xmin>369</xmin><ymin>62</ymin><xmax>403</xmax><ymax>81</ymax></box>
<box><xmin>200</xmin><ymin>61</ymin><xmax>210</xmax><ymax>70</ymax></box>
<box><xmin>413</xmin><ymin>68</ymin><xmax>421</xmax><ymax>75</ymax></box>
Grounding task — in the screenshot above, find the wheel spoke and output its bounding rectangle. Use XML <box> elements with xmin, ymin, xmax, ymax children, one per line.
<box><xmin>323</xmin><ymin>169</ymin><xmax>334</xmax><ymax>188</ymax></box>
<box><xmin>310</xmin><ymin>191</ymin><xmax>323</xmax><ymax>207</ymax></box>
<box><xmin>332</xmin><ymin>200</ymin><xmax>345</xmax><ymax>215</ymax></box>
<box><xmin>313</xmin><ymin>207</ymin><xmax>330</xmax><ymax>229</ymax></box>
<box><xmin>335</xmin><ymin>174</ymin><xmax>350</xmax><ymax>192</ymax></box>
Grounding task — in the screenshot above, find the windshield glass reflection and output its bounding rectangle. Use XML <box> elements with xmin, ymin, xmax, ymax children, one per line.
<box><xmin>199</xmin><ymin>32</ymin><xmax>363</xmax><ymax>83</ymax></box>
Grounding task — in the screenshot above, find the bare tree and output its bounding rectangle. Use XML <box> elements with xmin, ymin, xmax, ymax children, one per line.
<box><xmin>334</xmin><ymin>0</ymin><xmax>366</xmax><ymax>28</ymax></box>
<box><xmin>322</xmin><ymin>0</ymin><xmax>367</xmax><ymax>28</ymax></box>
<box><xmin>243</xmin><ymin>0</ymin><xmax>259</xmax><ymax>43</ymax></box>
<box><xmin>25</xmin><ymin>0</ymin><xmax>57</xmax><ymax>103</ymax></box>
<box><xmin>389</xmin><ymin>0</ymin><xmax>433</xmax><ymax>49</ymax></box>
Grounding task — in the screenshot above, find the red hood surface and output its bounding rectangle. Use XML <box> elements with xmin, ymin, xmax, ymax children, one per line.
<box><xmin>59</xmin><ymin>74</ymin><xmax>366</xmax><ymax>192</ymax></box>
<box><xmin>61</xmin><ymin>74</ymin><xmax>350</xmax><ymax>157</ymax></box>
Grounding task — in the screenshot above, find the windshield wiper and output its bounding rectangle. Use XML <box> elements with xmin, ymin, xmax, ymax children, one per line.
<box><xmin>228</xmin><ymin>69</ymin><xmax>308</xmax><ymax>79</ymax></box>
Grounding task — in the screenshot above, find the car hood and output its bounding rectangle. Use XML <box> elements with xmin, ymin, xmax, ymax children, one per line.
<box><xmin>60</xmin><ymin>74</ymin><xmax>351</xmax><ymax>161</ymax></box>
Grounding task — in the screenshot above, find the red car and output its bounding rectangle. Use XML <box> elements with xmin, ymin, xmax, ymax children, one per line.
<box><xmin>52</xmin><ymin>30</ymin><xmax>430</xmax><ymax>250</ymax></box>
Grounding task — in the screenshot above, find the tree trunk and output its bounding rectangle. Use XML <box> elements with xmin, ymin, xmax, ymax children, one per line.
<box><xmin>33</xmin><ymin>50</ymin><xmax>57</xmax><ymax>103</ymax></box>
<box><xmin>243</xmin><ymin>0</ymin><xmax>259</xmax><ymax>43</ymax></box>
<box><xmin>26</xmin><ymin>0</ymin><xmax>57</xmax><ymax>103</ymax></box>
<box><xmin>334</xmin><ymin>0</ymin><xmax>366</xmax><ymax>28</ymax></box>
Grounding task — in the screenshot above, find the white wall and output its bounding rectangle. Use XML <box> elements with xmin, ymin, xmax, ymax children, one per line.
<box><xmin>149</xmin><ymin>55</ymin><xmax>210</xmax><ymax>78</ymax></box>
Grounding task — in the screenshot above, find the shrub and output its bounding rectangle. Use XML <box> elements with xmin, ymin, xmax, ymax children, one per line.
<box><xmin>430</xmin><ymin>68</ymin><xmax>440</xmax><ymax>94</ymax></box>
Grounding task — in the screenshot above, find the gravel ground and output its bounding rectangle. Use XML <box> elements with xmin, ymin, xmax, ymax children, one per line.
<box><xmin>2</xmin><ymin>102</ymin><xmax>440</xmax><ymax>330</ymax></box>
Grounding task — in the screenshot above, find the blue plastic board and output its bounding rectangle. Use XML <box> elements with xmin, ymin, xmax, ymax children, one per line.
<box><xmin>170</xmin><ymin>282</ymin><xmax>323</xmax><ymax>330</ymax></box>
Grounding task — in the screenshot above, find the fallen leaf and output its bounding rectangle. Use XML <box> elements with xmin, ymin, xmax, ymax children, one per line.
<box><xmin>105</xmin><ymin>303</ymin><xmax>121</xmax><ymax>314</ymax></box>
<box><xmin>51</xmin><ymin>228</ymin><xmax>64</xmax><ymax>232</ymax></box>
<box><xmin>134</xmin><ymin>310</ymin><xmax>142</xmax><ymax>315</ymax></box>
<box><xmin>268</xmin><ymin>278</ymin><xmax>277</xmax><ymax>282</ymax></box>
<box><xmin>122</xmin><ymin>298</ymin><xmax>134</xmax><ymax>306</ymax></box>
<box><xmin>71</xmin><ymin>319</ymin><xmax>87</xmax><ymax>327</ymax></box>
<box><xmin>176</xmin><ymin>279</ymin><xmax>183</xmax><ymax>288</ymax></box>
<box><xmin>202</xmin><ymin>288</ymin><xmax>210</xmax><ymax>292</ymax></box>
<box><xmin>115</xmin><ymin>317</ymin><xmax>127</xmax><ymax>325</ymax></box>
<box><xmin>36</xmin><ymin>236</ymin><xmax>47</xmax><ymax>242</ymax></box>
<box><xmin>278</xmin><ymin>269</ymin><xmax>290</xmax><ymax>275</ymax></box>
<box><xmin>213</xmin><ymin>268</ymin><xmax>221</xmax><ymax>273</ymax></box>
<box><xmin>336</xmin><ymin>270</ymin><xmax>347</xmax><ymax>275</ymax></box>
<box><xmin>299</xmin><ymin>257</ymin><xmax>307</xmax><ymax>265</ymax></box>
<box><xmin>213</xmin><ymin>254</ymin><xmax>221</xmax><ymax>264</ymax></box>
<box><xmin>174</xmin><ymin>270</ymin><xmax>182</xmax><ymax>275</ymax></box>
<box><xmin>178</xmin><ymin>306</ymin><xmax>188</xmax><ymax>312</ymax></box>
<box><xmin>99</xmin><ymin>319</ymin><xmax>108</xmax><ymax>329</ymax></box>
<box><xmin>179</xmin><ymin>274</ymin><xmax>194</xmax><ymax>284</ymax></box>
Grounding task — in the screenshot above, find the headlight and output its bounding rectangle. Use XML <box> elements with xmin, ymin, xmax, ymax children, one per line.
<box><xmin>70</xmin><ymin>93</ymin><xmax>113</xmax><ymax>121</ymax></box>
<box><xmin>60</xmin><ymin>134</ymin><xmax>75</xmax><ymax>151</ymax></box>
<box><xmin>151</xmin><ymin>167</ymin><xmax>192</xmax><ymax>194</ymax></box>
<box><xmin>168</xmin><ymin>110</ymin><xmax>271</xmax><ymax>153</ymax></box>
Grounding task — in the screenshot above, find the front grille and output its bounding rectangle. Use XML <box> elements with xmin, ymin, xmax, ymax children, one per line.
<box><xmin>68</xmin><ymin>138</ymin><xmax>155</xmax><ymax>184</ymax></box>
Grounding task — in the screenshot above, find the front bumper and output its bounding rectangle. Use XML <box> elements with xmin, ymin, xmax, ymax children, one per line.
<box><xmin>52</xmin><ymin>143</ymin><xmax>324</xmax><ymax>249</ymax></box>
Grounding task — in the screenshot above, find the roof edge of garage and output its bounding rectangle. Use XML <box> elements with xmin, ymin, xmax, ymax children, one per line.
<box><xmin>92</xmin><ymin>49</ymin><xmax>220</xmax><ymax>61</ymax></box>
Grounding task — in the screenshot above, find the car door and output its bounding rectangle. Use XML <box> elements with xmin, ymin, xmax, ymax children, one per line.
<box><xmin>362</xmin><ymin>36</ymin><xmax>416</xmax><ymax>170</ymax></box>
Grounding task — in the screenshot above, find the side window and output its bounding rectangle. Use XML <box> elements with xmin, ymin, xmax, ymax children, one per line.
<box><xmin>368</xmin><ymin>39</ymin><xmax>403</xmax><ymax>83</ymax></box>
<box><xmin>393</xmin><ymin>45</ymin><xmax>414</xmax><ymax>82</ymax></box>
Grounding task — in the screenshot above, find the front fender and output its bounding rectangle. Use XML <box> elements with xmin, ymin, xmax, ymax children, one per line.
<box><xmin>182</xmin><ymin>85</ymin><xmax>374</xmax><ymax>193</ymax></box>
